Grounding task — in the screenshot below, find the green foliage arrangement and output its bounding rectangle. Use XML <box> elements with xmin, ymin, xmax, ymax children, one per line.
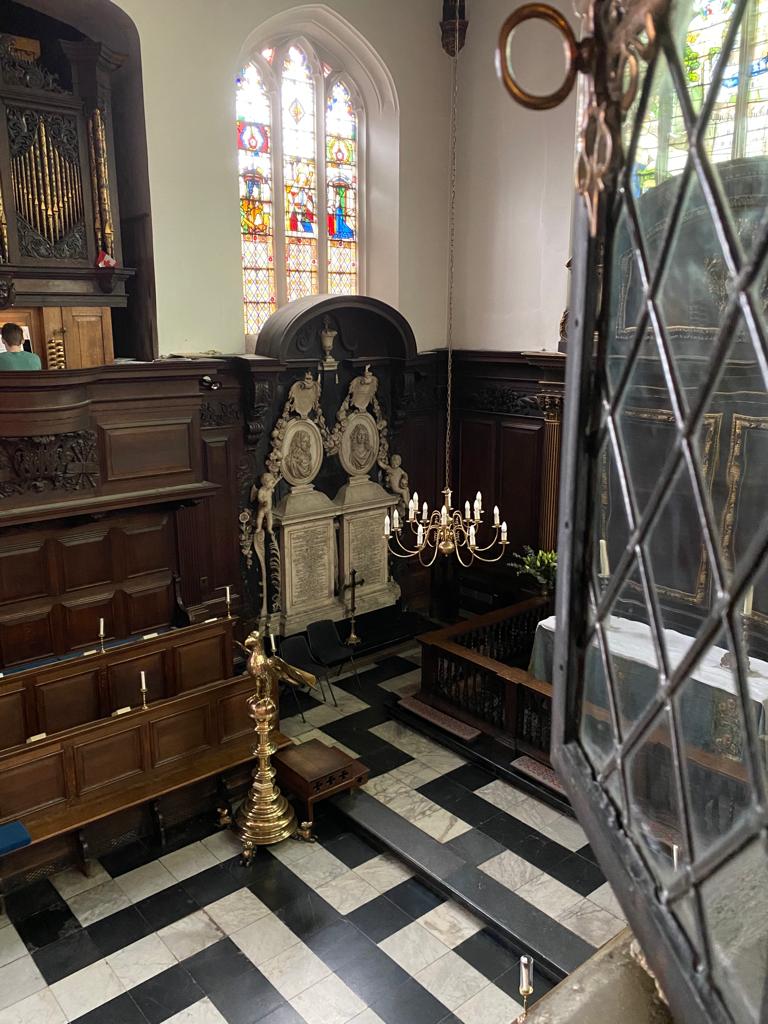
<box><xmin>511</xmin><ymin>546</ymin><xmax>558</xmax><ymax>591</ymax></box>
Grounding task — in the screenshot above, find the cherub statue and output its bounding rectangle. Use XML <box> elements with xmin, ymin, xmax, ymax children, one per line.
<box><xmin>250</xmin><ymin>471</ymin><xmax>277</xmax><ymax>535</ymax></box>
<box><xmin>385</xmin><ymin>453</ymin><xmax>410</xmax><ymax>509</ymax></box>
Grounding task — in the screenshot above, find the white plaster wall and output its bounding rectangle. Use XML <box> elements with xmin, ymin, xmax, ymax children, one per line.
<box><xmin>452</xmin><ymin>0</ymin><xmax>578</xmax><ymax>351</ymax></box>
<box><xmin>71</xmin><ymin>0</ymin><xmax>452</xmax><ymax>354</ymax></box>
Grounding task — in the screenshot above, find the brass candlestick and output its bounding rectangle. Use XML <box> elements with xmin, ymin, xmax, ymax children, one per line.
<box><xmin>98</xmin><ymin>617</ymin><xmax>106</xmax><ymax>655</ymax></box>
<box><xmin>518</xmin><ymin>955</ymin><xmax>534</xmax><ymax>1019</ymax></box>
<box><xmin>236</xmin><ymin>694</ymin><xmax>297</xmax><ymax>863</ymax></box>
<box><xmin>140</xmin><ymin>670</ymin><xmax>149</xmax><ymax>711</ymax></box>
<box><xmin>344</xmin><ymin>568</ymin><xmax>365</xmax><ymax>647</ymax></box>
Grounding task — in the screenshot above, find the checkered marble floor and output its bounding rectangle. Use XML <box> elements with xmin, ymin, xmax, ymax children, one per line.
<box><xmin>0</xmin><ymin>648</ymin><xmax>626</xmax><ymax>1024</ymax></box>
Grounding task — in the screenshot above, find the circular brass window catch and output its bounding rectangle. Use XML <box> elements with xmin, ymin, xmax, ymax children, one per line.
<box><xmin>496</xmin><ymin>3</ymin><xmax>591</xmax><ymax>111</ymax></box>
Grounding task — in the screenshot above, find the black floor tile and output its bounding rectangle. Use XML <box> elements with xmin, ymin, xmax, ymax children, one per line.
<box><xmin>359</xmin><ymin>745</ymin><xmax>413</xmax><ymax>777</ymax></box>
<box><xmin>258</xmin><ymin>1004</ymin><xmax>306</xmax><ymax>1024</ymax></box>
<box><xmin>305</xmin><ymin>918</ymin><xmax>378</xmax><ymax>971</ymax></box>
<box><xmin>99</xmin><ymin>840</ymin><xmax>157</xmax><ymax>878</ymax></box>
<box><xmin>131</xmin><ymin>964</ymin><xmax>204</xmax><ymax>1024</ymax></box>
<box><xmin>371</xmin><ymin>976</ymin><xmax>451</xmax><ymax>1024</ymax></box>
<box><xmin>33</xmin><ymin>927</ymin><xmax>102</xmax><ymax>984</ymax></box>
<box><xmin>182</xmin><ymin>864</ymin><xmax>243</xmax><ymax>907</ymax></box>
<box><xmin>511</xmin><ymin>833</ymin><xmax>572</xmax><ymax>876</ymax></box>
<box><xmin>440</xmin><ymin>764</ymin><xmax>496</xmax><ymax>792</ymax></box>
<box><xmin>550</xmin><ymin>853</ymin><xmax>606</xmax><ymax>896</ymax></box>
<box><xmin>577</xmin><ymin>842</ymin><xmax>599</xmax><ymax>864</ymax></box>
<box><xmin>452</xmin><ymin>928</ymin><xmax>516</xmax><ymax>983</ymax></box>
<box><xmin>87</xmin><ymin>906</ymin><xmax>152</xmax><ymax>958</ymax></box>
<box><xmin>322</xmin><ymin>831</ymin><xmax>379</xmax><ymax>868</ymax></box>
<box><xmin>446</xmin><ymin>828</ymin><xmax>505</xmax><ymax>867</ymax></box>
<box><xmin>346</xmin><ymin>894</ymin><xmax>412</xmax><ymax>942</ymax></box>
<box><xmin>386</xmin><ymin>877</ymin><xmax>445</xmax><ymax>920</ymax></box>
<box><xmin>417</xmin><ymin>781</ymin><xmax>498</xmax><ymax>828</ymax></box>
<box><xmin>72</xmin><ymin>992</ymin><xmax>148</xmax><ymax>1024</ymax></box>
<box><xmin>136</xmin><ymin>884</ymin><xmax>199</xmax><ymax>931</ymax></box>
<box><xmin>208</xmin><ymin>968</ymin><xmax>284</xmax><ymax>1024</ymax></box>
<box><xmin>336</xmin><ymin>944</ymin><xmax>412</xmax><ymax>1006</ymax></box>
<box><xmin>184</xmin><ymin>937</ymin><xmax>255</xmax><ymax>993</ymax></box>
<box><xmin>248</xmin><ymin>857</ymin><xmax>310</xmax><ymax>912</ymax></box>
<box><xmin>5</xmin><ymin>879</ymin><xmax>64</xmax><ymax>923</ymax></box>
<box><xmin>14</xmin><ymin>903</ymin><xmax>80</xmax><ymax>952</ymax></box>
<box><xmin>479</xmin><ymin>812</ymin><xmax>537</xmax><ymax>851</ymax></box>
<box><xmin>276</xmin><ymin>889</ymin><xmax>341</xmax><ymax>940</ymax></box>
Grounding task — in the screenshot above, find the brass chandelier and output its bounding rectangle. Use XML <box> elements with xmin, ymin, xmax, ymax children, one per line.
<box><xmin>385</xmin><ymin>5</ymin><xmax>509</xmax><ymax>568</ymax></box>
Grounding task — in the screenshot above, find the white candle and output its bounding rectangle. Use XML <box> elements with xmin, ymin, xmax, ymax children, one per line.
<box><xmin>599</xmin><ymin>538</ymin><xmax>610</xmax><ymax>577</ymax></box>
<box><xmin>422</xmin><ymin>501</ymin><xmax>428</xmax><ymax>522</ymax></box>
<box><xmin>440</xmin><ymin>505</ymin><xmax>448</xmax><ymax>526</ymax></box>
<box><xmin>744</xmin><ymin>585</ymin><xmax>754</xmax><ymax>617</ymax></box>
<box><xmin>413</xmin><ymin>491</ymin><xmax>419</xmax><ymax>508</ymax></box>
<box><xmin>225</xmin><ymin>585</ymin><xmax>231</xmax><ymax>604</ymax></box>
<box><xmin>493</xmin><ymin>505</ymin><xmax>500</xmax><ymax>526</ymax></box>
<box><xmin>672</xmin><ymin>843</ymin><xmax>679</xmax><ymax>870</ymax></box>
<box><xmin>501</xmin><ymin>521</ymin><xmax>508</xmax><ymax>543</ymax></box>
<box><xmin>408</xmin><ymin>499</ymin><xmax>415</xmax><ymax>521</ymax></box>
<box><xmin>475</xmin><ymin>490</ymin><xmax>482</xmax><ymax>510</ymax></box>
<box><xmin>464</xmin><ymin>500</ymin><xmax>471</xmax><ymax>520</ymax></box>
<box><xmin>469</xmin><ymin>525</ymin><xmax>476</xmax><ymax>547</ymax></box>
<box><xmin>384</xmin><ymin>513</ymin><xmax>391</xmax><ymax>537</ymax></box>
<box><xmin>417</xmin><ymin>522</ymin><xmax>424</xmax><ymax>545</ymax></box>
<box><xmin>473</xmin><ymin>501</ymin><xmax>480</xmax><ymax>523</ymax></box>
<box><xmin>268</xmin><ymin>630</ymin><xmax>277</xmax><ymax>654</ymax></box>
<box><xmin>140</xmin><ymin>670</ymin><xmax>147</xmax><ymax>692</ymax></box>
<box><xmin>519</xmin><ymin>955</ymin><xmax>533</xmax><ymax>994</ymax></box>
<box><xmin>393</xmin><ymin>508</ymin><xmax>400</xmax><ymax>530</ymax></box>
<box><xmin>99</xmin><ymin>617</ymin><xmax>104</xmax><ymax>636</ymax></box>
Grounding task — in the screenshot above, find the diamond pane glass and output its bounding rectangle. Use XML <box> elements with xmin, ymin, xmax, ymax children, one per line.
<box><xmin>326</xmin><ymin>80</ymin><xmax>358</xmax><ymax>295</ymax></box>
<box><xmin>579</xmin><ymin>622</ymin><xmax>621</xmax><ymax>773</ymax></box>
<box><xmin>236</xmin><ymin>63</ymin><xmax>276</xmax><ymax>334</ymax></box>
<box><xmin>282</xmin><ymin>45</ymin><xmax>318</xmax><ymax>299</ymax></box>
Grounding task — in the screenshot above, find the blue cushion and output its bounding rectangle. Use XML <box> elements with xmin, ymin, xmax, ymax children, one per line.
<box><xmin>0</xmin><ymin>821</ymin><xmax>31</xmax><ymax>856</ymax></box>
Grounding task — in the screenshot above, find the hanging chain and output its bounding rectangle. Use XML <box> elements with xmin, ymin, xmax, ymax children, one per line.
<box><xmin>445</xmin><ymin>17</ymin><xmax>460</xmax><ymax>494</ymax></box>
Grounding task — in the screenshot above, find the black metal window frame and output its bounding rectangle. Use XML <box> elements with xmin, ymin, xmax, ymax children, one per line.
<box><xmin>552</xmin><ymin>0</ymin><xmax>768</xmax><ymax>1020</ymax></box>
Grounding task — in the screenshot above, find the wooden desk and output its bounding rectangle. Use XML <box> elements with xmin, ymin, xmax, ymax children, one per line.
<box><xmin>275</xmin><ymin>739</ymin><xmax>368</xmax><ymax>836</ymax></box>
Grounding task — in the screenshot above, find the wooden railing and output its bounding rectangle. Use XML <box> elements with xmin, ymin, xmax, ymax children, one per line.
<box><xmin>417</xmin><ymin>596</ymin><xmax>555</xmax><ymax>763</ymax></box>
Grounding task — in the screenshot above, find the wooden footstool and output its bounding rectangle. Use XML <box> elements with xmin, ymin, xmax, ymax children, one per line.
<box><xmin>274</xmin><ymin>740</ymin><xmax>368</xmax><ymax>840</ymax></box>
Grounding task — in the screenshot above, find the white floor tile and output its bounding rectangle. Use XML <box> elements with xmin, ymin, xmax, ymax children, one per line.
<box><xmin>315</xmin><ymin>871</ymin><xmax>379</xmax><ymax>915</ymax></box>
<box><xmin>290</xmin><ymin>973</ymin><xmax>367</xmax><ymax>1024</ymax></box>
<box><xmin>475</xmin><ymin>780</ymin><xmax>527</xmax><ymax>815</ymax></box>
<box><xmin>231</xmin><ymin>913</ymin><xmax>300</xmax><ymax>966</ymax></box>
<box><xmin>205</xmin><ymin>890</ymin><xmax>270</xmax><ymax>934</ymax></box>
<box><xmin>354</xmin><ymin>853</ymin><xmax>413</xmax><ymax>893</ymax></box>
<box><xmin>515</xmin><ymin>873</ymin><xmax>583</xmax><ymax>919</ymax></box>
<box><xmin>259</xmin><ymin>940</ymin><xmax>331</xmax><ymax>999</ymax></box>
<box><xmin>388</xmin><ymin>761</ymin><xmax>441</xmax><ymax>788</ymax></box>
<box><xmin>0</xmin><ymin>987</ymin><xmax>67</xmax><ymax>1024</ymax></box>
<box><xmin>589</xmin><ymin>883</ymin><xmax>627</xmax><ymax>922</ymax></box>
<box><xmin>507</xmin><ymin>795</ymin><xmax>562</xmax><ymax>832</ymax></box>
<box><xmin>158</xmin><ymin>910</ymin><xmax>223</xmax><ymax>960</ymax></box>
<box><xmin>418</xmin><ymin>901</ymin><xmax>484</xmax><ymax>948</ymax></box>
<box><xmin>304</xmin><ymin>704</ymin><xmax>345</xmax><ymax>727</ymax></box>
<box><xmin>0</xmin><ymin>956</ymin><xmax>46</xmax><ymax>1012</ymax></box>
<box><xmin>107</xmin><ymin>932</ymin><xmax>177</xmax><ymax>988</ymax></box>
<box><xmin>200</xmin><ymin>829</ymin><xmax>243</xmax><ymax>863</ymax></box>
<box><xmin>0</xmin><ymin>923</ymin><xmax>27</xmax><ymax>968</ymax></box>
<box><xmin>66</xmin><ymin>880</ymin><xmax>132</xmax><ymax>927</ymax></box>
<box><xmin>414</xmin><ymin>950</ymin><xmax>488</xmax><ymax>1010</ymax></box>
<box><xmin>280</xmin><ymin>715</ymin><xmax>315</xmax><ymax>738</ymax></box>
<box><xmin>417</xmin><ymin>807</ymin><xmax>472</xmax><ymax>843</ymax></box>
<box><xmin>50</xmin><ymin>862</ymin><xmax>111</xmax><ymax>901</ymax></box>
<box><xmin>160</xmin><ymin>842</ymin><xmax>219</xmax><ymax>882</ymax></box>
<box><xmin>164</xmin><ymin>997</ymin><xmax>228</xmax><ymax>1023</ymax></box>
<box><xmin>558</xmin><ymin>898</ymin><xmax>626</xmax><ymax>946</ymax></box>
<box><xmin>454</xmin><ymin>982</ymin><xmax>523</xmax><ymax>1024</ymax></box>
<box><xmin>115</xmin><ymin>860</ymin><xmax>176</xmax><ymax>903</ymax></box>
<box><xmin>348</xmin><ymin>1011</ymin><xmax>386</xmax><ymax>1024</ymax></box>
<box><xmin>479</xmin><ymin>850</ymin><xmax>542</xmax><ymax>891</ymax></box>
<box><xmin>538</xmin><ymin>813</ymin><xmax>589</xmax><ymax>852</ymax></box>
<box><xmin>378</xmin><ymin>920</ymin><xmax>450</xmax><ymax>974</ymax></box>
<box><xmin>50</xmin><ymin>960</ymin><xmax>124</xmax><ymax>1020</ymax></box>
<box><xmin>289</xmin><ymin>847</ymin><xmax>349</xmax><ymax>889</ymax></box>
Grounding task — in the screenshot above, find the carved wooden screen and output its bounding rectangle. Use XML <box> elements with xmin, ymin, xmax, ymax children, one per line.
<box><xmin>498</xmin><ymin>0</ymin><xmax>768</xmax><ymax>1019</ymax></box>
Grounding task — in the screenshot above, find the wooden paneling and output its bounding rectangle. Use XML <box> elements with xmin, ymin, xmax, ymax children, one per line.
<box><xmin>458</xmin><ymin>417</ymin><xmax>498</xmax><ymax>512</ymax></box>
<box><xmin>74</xmin><ymin>727</ymin><xmax>144</xmax><ymax>794</ymax></box>
<box><xmin>0</xmin><ymin>688</ymin><xmax>28</xmax><ymax>749</ymax></box>
<box><xmin>499</xmin><ymin>419</ymin><xmax>544</xmax><ymax>554</ymax></box>
<box><xmin>124</xmin><ymin>517</ymin><xmax>173</xmax><ymax>578</ymax></box>
<box><xmin>59</xmin><ymin>530</ymin><xmax>113</xmax><ymax>591</ymax></box>
<box><xmin>61</xmin><ymin>307</ymin><xmax>115</xmax><ymax>368</ymax></box>
<box><xmin>103</xmin><ymin>420</ymin><xmax>194</xmax><ymax>482</ymax></box>
<box><xmin>35</xmin><ymin>669</ymin><xmax>101</xmax><ymax>734</ymax></box>
<box><xmin>107</xmin><ymin>652</ymin><xmax>165</xmax><ymax>711</ymax></box>
<box><xmin>123</xmin><ymin>579</ymin><xmax>175</xmax><ymax>636</ymax></box>
<box><xmin>0</xmin><ymin>542</ymin><xmax>49</xmax><ymax>603</ymax></box>
<box><xmin>152</xmin><ymin>705</ymin><xmax>211</xmax><ymax>767</ymax></box>
<box><xmin>0</xmin><ymin>748</ymin><xmax>67</xmax><ymax>818</ymax></box>
<box><xmin>217</xmin><ymin>689</ymin><xmax>254</xmax><ymax>743</ymax></box>
<box><xmin>0</xmin><ymin>613</ymin><xmax>55</xmax><ymax>667</ymax></box>
<box><xmin>174</xmin><ymin>634</ymin><xmax>228</xmax><ymax>693</ymax></box>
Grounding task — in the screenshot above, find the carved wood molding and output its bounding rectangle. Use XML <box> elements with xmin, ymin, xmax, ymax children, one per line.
<box><xmin>201</xmin><ymin>400</ymin><xmax>242</xmax><ymax>428</ymax></box>
<box><xmin>459</xmin><ymin>384</ymin><xmax>545</xmax><ymax>417</ymax></box>
<box><xmin>0</xmin><ymin>430</ymin><xmax>99</xmax><ymax>498</ymax></box>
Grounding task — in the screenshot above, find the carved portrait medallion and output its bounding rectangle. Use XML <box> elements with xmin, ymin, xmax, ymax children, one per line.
<box><xmin>339</xmin><ymin>411</ymin><xmax>378</xmax><ymax>477</ymax></box>
<box><xmin>280</xmin><ymin>418</ymin><xmax>323</xmax><ymax>487</ymax></box>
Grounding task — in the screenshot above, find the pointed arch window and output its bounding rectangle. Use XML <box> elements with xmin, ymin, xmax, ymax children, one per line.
<box><xmin>236</xmin><ymin>40</ymin><xmax>363</xmax><ymax>335</ymax></box>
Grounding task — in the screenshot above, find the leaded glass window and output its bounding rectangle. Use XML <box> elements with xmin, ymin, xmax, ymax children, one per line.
<box><xmin>235</xmin><ymin>40</ymin><xmax>364</xmax><ymax>335</ymax></box>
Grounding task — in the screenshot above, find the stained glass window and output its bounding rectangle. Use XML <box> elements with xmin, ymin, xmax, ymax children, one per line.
<box><xmin>282</xmin><ymin>46</ymin><xmax>319</xmax><ymax>301</ymax></box>
<box><xmin>326</xmin><ymin>81</ymin><xmax>358</xmax><ymax>295</ymax></box>
<box><xmin>632</xmin><ymin>0</ymin><xmax>768</xmax><ymax>196</ymax></box>
<box><xmin>236</xmin><ymin>41</ymin><xmax>362</xmax><ymax>332</ymax></box>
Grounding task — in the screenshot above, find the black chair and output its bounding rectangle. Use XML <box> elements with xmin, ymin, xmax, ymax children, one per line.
<box><xmin>280</xmin><ymin>634</ymin><xmax>338</xmax><ymax>707</ymax></box>
<box><xmin>307</xmin><ymin>619</ymin><xmax>360</xmax><ymax>687</ymax></box>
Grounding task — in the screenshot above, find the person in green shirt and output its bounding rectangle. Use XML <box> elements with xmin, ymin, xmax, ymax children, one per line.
<box><xmin>0</xmin><ymin>323</ymin><xmax>41</xmax><ymax>370</ymax></box>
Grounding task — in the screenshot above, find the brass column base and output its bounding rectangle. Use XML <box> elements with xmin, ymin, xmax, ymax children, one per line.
<box><xmin>236</xmin><ymin>695</ymin><xmax>297</xmax><ymax>863</ymax></box>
